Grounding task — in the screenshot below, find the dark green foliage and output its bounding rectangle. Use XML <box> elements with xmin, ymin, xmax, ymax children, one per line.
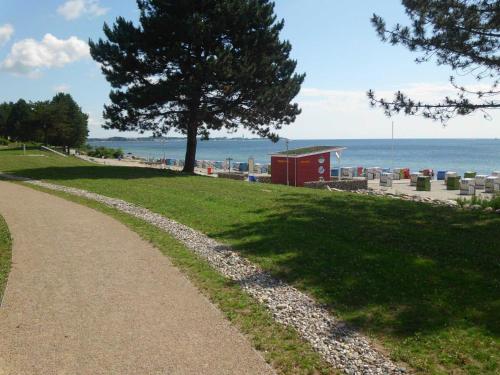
<box><xmin>89</xmin><ymin>0</ymin><xmax>305</xmax><ymax>173</ymax></box>
<box><xmin>48</xmin><ymin>94</ymin><xmax>89</xmax><ymax>148</ymax></box>
<box><xmin>5</xmin><ymin>99</ymin><xmax>33</xmax><ymax>141</ymax></box>
<box><xmin>0</xmin><ymin>102</ymin><xmax>13</xmax><ymax>137</ymax></box>
<box><xmin>491</xmin><ymin>194</ymin><xmax>500</xmax><ymax>209</ymax></box>
<box><xmin>0</xmin><ymin>94</ymin><xmax>88</xmax><ymax>148</ymax></box>
<box><xmin>368</xmin><ymin>0</ymin><xmax>499</xmax><ymax>122</ymax></box>
<box><xmin>87</xmin><ymin>146</ymin><xmax>124</xmax><ymax>159</ymax></box>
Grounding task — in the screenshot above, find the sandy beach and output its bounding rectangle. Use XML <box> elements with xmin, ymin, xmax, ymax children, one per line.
<box><xmin>368</xmin><ymin>179</ymin><xmax>494</xmax><ymax>201</ymax></box>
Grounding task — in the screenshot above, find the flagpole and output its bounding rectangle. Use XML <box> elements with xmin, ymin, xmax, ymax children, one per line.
<box><xmin>391</xmin><ymin>121</ymin><xmax>394</xmax><ymax>169</ymax></box>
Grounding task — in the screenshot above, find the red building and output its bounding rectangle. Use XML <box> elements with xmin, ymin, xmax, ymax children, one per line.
<box><xmin>270</xmin><ymin>146</ymin><xmax>346</xmax><ymax>187</ymax></box>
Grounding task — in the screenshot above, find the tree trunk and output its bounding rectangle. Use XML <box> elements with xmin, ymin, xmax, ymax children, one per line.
<box><xmin>182</xmin><ymin>122</ymin><xmax>198</xmax><ymax>173</ymax></box>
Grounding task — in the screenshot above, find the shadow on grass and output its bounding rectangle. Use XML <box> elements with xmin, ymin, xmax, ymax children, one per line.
<box><xmin>3</xmin><ymin>159</ymin><xmax>499</xmax><ymax>344</ymax></box>
<box><xmin>212</xmin><ymin>191</ymin><xmax>500</xmax><ymax>339</ymax></box>
<box><xmin>4</xmin><ymin>166</ymin><xmax>193</xmax><ymax>181</ymax></box>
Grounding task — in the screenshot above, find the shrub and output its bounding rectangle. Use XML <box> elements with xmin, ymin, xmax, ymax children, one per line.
<box><xmin>489</xmin><ymin>194</ymin><xmax>500</xmax><ymax>210</ymax></box>
<box><xmin>87</xmin><ymin>146</ymin><xmax>124</xmax><ymax>159</ymax></box>
<box><xmin>79</xmin><ymin>144</ymin><xmax>93</xmax><ymax>153</ymax></box>
<box><xmin>457</xmin><ymin>194</ymin><xmax>500</xmax><ymax>210</ymax></box>
<box><xmin>0</xmin><ymin>137</ymin><xmax>9</xmax><ymax>146</ymax></box>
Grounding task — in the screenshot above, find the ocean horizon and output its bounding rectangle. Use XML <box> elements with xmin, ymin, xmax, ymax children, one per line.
<box><xmin>88</xmin><ymin>138</ymin><xmax>500</xmax><ymax>176</ymax></box>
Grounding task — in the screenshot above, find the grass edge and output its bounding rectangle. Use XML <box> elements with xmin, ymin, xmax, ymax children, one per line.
<box><xmin>0</xmin><ymin>212</ymin><xmax>12</xmax><ymax>305</ymax></box>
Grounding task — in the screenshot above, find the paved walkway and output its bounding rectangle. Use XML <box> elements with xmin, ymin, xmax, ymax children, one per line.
<box><xmin>0</xmin><ymin>181</ymin><xmax>273</xmax><ymax>375</ymax></box>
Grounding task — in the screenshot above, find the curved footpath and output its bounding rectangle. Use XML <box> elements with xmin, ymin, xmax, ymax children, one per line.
<box><xmin>0</xmin><ymin>173</ymin><xmax>406</xmax><ymax>375</ymax></box>
<box><xmin>0</xmin><ymin>181</ymin><xmax>273</xmax><ymax>375</ymax></box>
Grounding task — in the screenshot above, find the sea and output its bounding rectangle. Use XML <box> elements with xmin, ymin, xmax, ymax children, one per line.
<box><xmin>88</xmin><ymin>138</ymin><xmax>500</xmax><ymax>176</ymax></box>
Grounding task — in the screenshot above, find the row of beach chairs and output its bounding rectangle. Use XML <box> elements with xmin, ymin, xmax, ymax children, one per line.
<box><xmin>380</xmin><ymin>170</ymin><xmax>500</xmax><ymax>194</ymax></box>
<box><xmin>157</xmin><ymin>159</ymin><xmax>270</xmax><ymax>174</ymax></box>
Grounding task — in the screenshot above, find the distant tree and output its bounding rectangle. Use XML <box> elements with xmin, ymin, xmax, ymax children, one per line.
<box><xmin>0</xmin><ymin>102</ymin><xmax>13</xmax><ymax>138</ymax></box>
<box><xmin>0</xmin><ymin>94</ymin><xmax>88</xmax><ymax>147</ymax></box>
<box><xmin>7</xmin><ymin>99</ymin><xmax>33</xmax><ymax>141</ymax></box>
<box><xmin>49</xmin><ymin>93</ymin><xmax>89</xmax><ymax>148</ymax></box>
<box><xmin>368</xmin><ymin>0</ymin><xmax>499</xmax><ymax>123</ymax></box>
<box><xmin>31</xmin><ymin>101</ymin><xmax>56</xmax><ymax>145</ymax></box>
<box><xmin>89</xmin><ymin>0</ymin><xmax>304</xmax><ymax>173</ymax></box>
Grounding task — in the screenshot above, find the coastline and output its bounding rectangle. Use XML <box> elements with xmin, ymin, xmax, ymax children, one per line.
<box><xmin>87</xmin><ymin>138</ymin><xmax>500</xmax><ymax>176</ymax></box>
<box><xmin>77</xmin><ymin>155</ymin><xmax>497</xmax><ymax>203</ymax></box>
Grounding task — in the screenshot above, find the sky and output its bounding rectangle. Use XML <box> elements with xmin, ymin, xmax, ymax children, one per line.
<box><xmin>0</xmin><ymin>0</ymin><xmax>498</xmax><ymax>139</ymax></box>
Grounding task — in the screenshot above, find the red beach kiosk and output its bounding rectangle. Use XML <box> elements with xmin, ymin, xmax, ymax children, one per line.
<box><xmin>270</xmin><ymin>146</ymin><xmax>346</xmax><ymax>187</ymax></box>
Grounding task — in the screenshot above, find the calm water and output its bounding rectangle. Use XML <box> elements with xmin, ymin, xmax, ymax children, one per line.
<box><xmin>88</xmin><ymin>138</ymin><xmax>500</xmax><ymax>176</ymax></box>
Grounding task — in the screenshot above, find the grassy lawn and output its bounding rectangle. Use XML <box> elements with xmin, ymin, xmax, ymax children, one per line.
<box><xmin>1</xmin><ymin>147</ymin><xmax>499</xmax><ymax>374</ymax></box>
<box><xmin>0</xmin><ymin>214</ymin><xmax>12</xmax><ymax>302</ymax></box>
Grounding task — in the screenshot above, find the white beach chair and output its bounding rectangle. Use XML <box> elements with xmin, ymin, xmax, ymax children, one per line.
<box><xmin>380</xmin><ymin>172</ymin><xmax>393</xmax><ymax>187</ymax></box>
<box><xmin>485</xmin><ymin>176</ymin><xmax>500</xmax><ymax>193</ymax></box>
<box><xmin>474</xmin><ymin>175</ymin><xmax>488</xmax><ymax>189</ymax></box>
<box><xmin>341</xmin><ymin>167</ymin><xmax>354</xmax><ymax>179</ymax></box>
<box><xmin>410</xmin><ymin>172</ymin><xmax>423</xmax><ymax>186</ymax></box>
<box><xmin>392</xmin><ymin>168</ymin><xmax>401</xmax><ymax>180</ymax></box>
<box><xmin>460</xmin><ymin>178</ymin><xmax>476</xmax><ymax>195</ymax></box>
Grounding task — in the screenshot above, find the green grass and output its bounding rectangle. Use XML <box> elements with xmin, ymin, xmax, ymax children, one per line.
<box><xmin>18</xmin><ymin>182</ymin><xmax>335</xmax><ymax>375</ymax></box>
<box><xmin>0</xmin><ymin>214</ymin><xmax>12</xmax><ymax>302</ymax></box>
<box><xmin>1</xmin><ymin>146</ymin><xmax>499</xmax><ymax>374</ymax></box>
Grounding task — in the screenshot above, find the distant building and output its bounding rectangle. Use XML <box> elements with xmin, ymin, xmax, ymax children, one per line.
<box><xmin>270</xmin><ymin>146</ymin><xmax>346</xmax><ymax>187</ymax></box>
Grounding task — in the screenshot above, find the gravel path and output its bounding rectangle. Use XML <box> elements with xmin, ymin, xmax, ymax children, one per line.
<box><xmin>0</xmin><ymin>173</ymin><xmax>407</xmax><ymax>374</ymax></box>
<box><xmin>0</xmin><ymin>180</ymin><xmax>273</xmax><ymax>375</ymax></box>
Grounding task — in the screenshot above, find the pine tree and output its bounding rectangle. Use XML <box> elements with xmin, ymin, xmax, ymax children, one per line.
<box><xmin>0</xmin><ymin>94</ymin><xmax>88</xmax><ymax>147</ymax></box>
<box><xmin>368</xmin><ymin>0</ymin><xmax>499</xmax><ymax>122</ymax></box>
<box><xmin>7</xmin><ymin>100</ymin><xmax>32</xmax><ymax>141</ymax></box>
<box><xmin>89</xmin><ymin>0</ymin><xmax>304</xmax><ymax>173</ymax></box>
<box><xmin>0</xmin><ymin>102</ymin><xmax>13</xmax><ymax>138</ymax></box>
<box><xmin>50</xmin><ymin>93</ymin><xmax>89</xmax><ymax>148</ymax></box>
<box><xmin>31</xmin><ymin>101</ymin><xmax>55</xmax><ymax>145</ymax></box>
<box><xmin>30</xmin><ymin>94</ymin><xmax>88</xmax><ymax>148</ymax></box>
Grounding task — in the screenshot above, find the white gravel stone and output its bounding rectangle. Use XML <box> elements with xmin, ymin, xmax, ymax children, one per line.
<box><xmin>1</xmin><ymin>173</ymin><xmax>406</xmax><ymax>374</ymax></box>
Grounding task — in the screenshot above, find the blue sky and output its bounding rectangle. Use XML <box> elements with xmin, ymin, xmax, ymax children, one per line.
<box><xmin>0</xmin><ymin>0</ymin><xmax>498</xmax><ymax>139</ymax></box>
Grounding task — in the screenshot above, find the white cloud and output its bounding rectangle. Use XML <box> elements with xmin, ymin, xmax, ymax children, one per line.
<box><xmin>54</xmin><ymin>84</ymin><xmax>71</xmax><ymax>93</ymax></box>
<box><xmin>0</xmin><ymin>24</ymin><xmax>14</xmax><ymax>46</ymax></box>
<box><xmin>57</xmin><ymin>0</ymin><xmax>109</xmax><ymax>20</ymax></box>
<box><xmin>88</xmin><ymin>114</ymin><xmax>101</xmax><ymax>127</ymax></box>
<box><xmin>284</xmin><ymin>83</ymin><xmax>500</xmax><ymax>140</ymax></box>
<box><xmin>1</xmin><ymin>33</ymin><xmax>90</xmax><ymax>76</ymax></box>
<box><xmin>86</xmin><ymin>0</ymin><xmax>109</xmax><ymax>17</ymax></box>
<box><xmin>58</xmin><ymin>0</ymin><xmax>85</xmax><ymax>20</ymax></box>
